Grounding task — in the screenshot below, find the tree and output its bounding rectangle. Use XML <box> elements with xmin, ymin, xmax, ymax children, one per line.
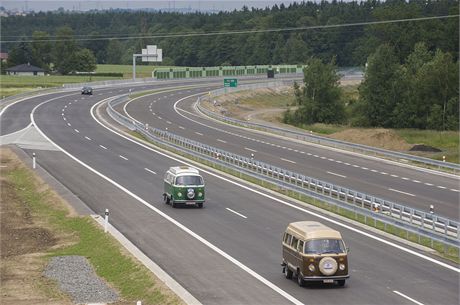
<box><xmin>106</xmin><ymin>39</ymin><xmax>124</xmax><ymax>64</ymax></box>
<box><xmin>358</xmin><ymin>44</ymin><xmax>404</xmax><ymax>127</ymax></box>
<box><xmin>6</xmin><ymin>37</ymin><xmax>33</xmax><ymax>67</ymax></box>
<box><xmin>53</xmin><ymin>26</ymin><xmax>77</xmax><ymax>74</ymax></box>
<box><xmin>71</xmin><ymin>48</ymin><xmax>97</xmax><ymax>72</ymax></box>
<box><xmin>285</xmin><ymin>57</ymin><xmax>344</xmax><ymax>125</ymax></box>
<box><xmin>414</xmin><ymin>49</ymin><xmax>459</xmax><ymax>130</ymax></box>
<box><xmin>31</xmin><ymin>31</ymin><xmax>52</xmax><ymax>71</ymax></box>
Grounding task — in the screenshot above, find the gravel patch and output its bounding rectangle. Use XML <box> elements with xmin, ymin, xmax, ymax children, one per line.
<box><xmin>44</xmin><ymin>255</ymin><xmax>119</xmax><ymax>304</ymax></box>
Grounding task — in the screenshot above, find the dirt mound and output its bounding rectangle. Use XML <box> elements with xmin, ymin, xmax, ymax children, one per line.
<box><xmin>409</xmin><ymin>144</ymin><xmax>442</xmax><ymax>152</ymax></box>
<box><xmin>330</xmin><ymin>128</ymin><xmax>412</xmax><ymax>151</ymax></box>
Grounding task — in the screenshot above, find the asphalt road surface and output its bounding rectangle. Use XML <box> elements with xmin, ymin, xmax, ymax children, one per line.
<box><xmin>1</xmin><ymin>79</ymin><xmax>458</xmax><ymax>305</ymax></box>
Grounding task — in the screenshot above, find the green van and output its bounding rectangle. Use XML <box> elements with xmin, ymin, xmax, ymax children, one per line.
<box><xmin>163</xmin><ymin>166</ymin><xmax>205</xmax><ymax>208</ymax></box>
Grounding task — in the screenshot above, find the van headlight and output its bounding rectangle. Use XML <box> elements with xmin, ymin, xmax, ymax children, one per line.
<box><xmin>177</xmin><ymin>192</ymin><xmax>182</xmax><ymax>197</ymax></box>
<box><xmin>198</xmin><ymin>192</ymin><xmax>203</xmax><ymax>197</ymax></box>
<box><xmin>339</xmin><ymin>264</ymin><xmax>346</xmax><ymax>271</ymax></box>
<box><xmin>308</xmin><ymin>264</ymin><xmax>316</xmax><ymax>272</ymax></box>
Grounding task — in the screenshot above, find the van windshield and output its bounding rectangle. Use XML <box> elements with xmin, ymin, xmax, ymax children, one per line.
<box><xmin>175</xmin><ymin>175</ymin><xmax>203</xmax><ymax>186</ymax></box>
<box><xmin>304</xmin><ymin>239</ymin><xmax>346</xmax><ymax>254</ymax></box>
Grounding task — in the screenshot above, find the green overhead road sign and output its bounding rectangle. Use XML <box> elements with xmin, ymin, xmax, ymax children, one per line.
<box><xmin>224</xmin><ymin>78</ymin><xmax>238</xmax><ymax>87</ymax></box>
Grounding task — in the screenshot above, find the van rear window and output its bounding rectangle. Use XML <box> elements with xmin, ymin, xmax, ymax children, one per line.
<box><xmin>175</xmin><ymin>175</ymin><xmax>203</xmax><ymax>186</ymax></box>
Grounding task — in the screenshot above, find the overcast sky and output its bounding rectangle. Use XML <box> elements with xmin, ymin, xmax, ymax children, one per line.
<box><xmin>2</xmin><ymin>1</ymin><xmax>302</xmax><ymax>12</ymax></box>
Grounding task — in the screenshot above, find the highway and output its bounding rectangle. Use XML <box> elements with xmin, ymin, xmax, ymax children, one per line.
<box><xmin>123</xmin><ymin>84</ymin><xmax>460</xmax><ymax>219</ymax></box>
<box><xmin>1</xmin><ymin>79</ymin><xmax>459</xmax><ymax>305</ymax></box>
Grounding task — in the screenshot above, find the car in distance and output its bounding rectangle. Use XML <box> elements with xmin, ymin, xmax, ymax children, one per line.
<box><xmin>81</xmin><ymin>86</ymin><xmax>93</xmax><ymax>95</ymax></box>
<box><xmin>163</xmin><ymin>166</ymin><xmax>205</xmax><ymax>208</ymax></box>
<box><xmin>282</xmin><ymin>221</ymin><xmax>349</xmax><ymax>287</ymax></box>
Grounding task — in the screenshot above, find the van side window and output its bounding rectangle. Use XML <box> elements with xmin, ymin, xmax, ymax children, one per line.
<box><xmin>291</xmin><ymin>236</ymin><xmax>298</xmax><ymax>249</ymax></box>
<box><xmin>297</xmin><ymin>240</ymin><xmax>304</xmax><ymax>252</ymax></box>
<box><xmin>283</xmin><ymin>233</ymin><xmax>292</xmax><ymax>245</ymax></box>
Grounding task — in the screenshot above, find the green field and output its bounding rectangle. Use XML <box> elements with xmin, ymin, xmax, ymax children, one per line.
<box><xmin>0</xmin><ymin>74</ymin><xmax>122</xmax><ymax>98</ymax></box>
<box><xmin>0</xmin><ymin>64</ymin><xmax>176</xmax><ymax>97</ymax></box>
<box><xmin>96</xmin><ymin>64</ymin><xmax>158</xmax><ymax>78</ymax></box>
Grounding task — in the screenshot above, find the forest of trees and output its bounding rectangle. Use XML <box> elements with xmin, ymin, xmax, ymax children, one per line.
<box><xmin>1</xmin><ymin>0</ymin><xmax>458</xmax><ymax>130</ymax></box>
<box><xmin>1</xmin><ymin>0</ymin><xmax>458</xmax><ymax>68</ymax></box>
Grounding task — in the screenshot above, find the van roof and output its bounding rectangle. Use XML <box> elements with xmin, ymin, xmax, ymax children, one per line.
<box><xmin>286</xmin><ymin>221</ymin><xmax>342</xmax><ymax>240</ymax></box>
<box><xmin>169</xmin><ymin>166</ymin><xmax>200</xmax><ymax>176</ymax></box>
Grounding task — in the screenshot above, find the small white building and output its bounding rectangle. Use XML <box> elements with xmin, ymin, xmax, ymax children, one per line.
<box><xmin>6</xmin><ymin>63</ymin><xmax>45</xmax><ymax>76</ymax></box>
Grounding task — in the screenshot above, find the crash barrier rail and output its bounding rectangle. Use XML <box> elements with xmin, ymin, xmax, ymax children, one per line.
<box><xmin>107</xmin><ymin>94</ymin><xmax>459</xmax><ymax>249</ymax></box>
<box><xmin>195</xmin><ymin>85</ymin><xmax>460</xmax><ymax>174</ymax></box>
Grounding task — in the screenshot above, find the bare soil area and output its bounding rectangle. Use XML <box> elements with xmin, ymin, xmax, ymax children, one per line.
<box><xmin>0</xmin><ymin>147</ymin><xmax>74</xmax><ymax>305</ymax></box>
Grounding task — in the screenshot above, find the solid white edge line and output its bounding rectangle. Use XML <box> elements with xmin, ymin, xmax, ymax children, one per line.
<box><xmin>32</xmin><ymin>95</ymin><xmax>304</xmax><ymax>305</ymax></box>
<box><xmin>226</xmin><ymin>208</ymin><xmax>248</xmax><ymax>219</ymax></box>
<box><xmin>393</xmin><ymin>291</ymin><xmax>425</xmax><ymax>305</ymax></box>
<box><xmin>388</xmin><ymin>188</ymin><xmax>416</xmax><ymax>197</ymax></box>
<box><xmin>100</xmin><ymin>94</ymin><xmax>460</xmax><ymax>274</ymax></box>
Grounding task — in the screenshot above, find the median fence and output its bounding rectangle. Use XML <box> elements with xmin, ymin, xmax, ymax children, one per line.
<box><xmin>106</xmin><ymin>94</ymin><xmax>460</xmax><ymax>254</ymax></box>
<box><xmin>195</xmin><ymin>83</ymin><xmax>460</xmax><ymax>174</ymax></box>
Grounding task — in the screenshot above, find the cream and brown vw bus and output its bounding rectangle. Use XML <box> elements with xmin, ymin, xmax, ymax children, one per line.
<box><xmin>282</xmin><ymin>221</ymin><xmax>349</xmax><ymax>287</ymax></box>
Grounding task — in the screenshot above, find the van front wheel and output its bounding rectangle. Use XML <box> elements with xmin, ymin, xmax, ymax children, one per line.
<box><xmin>164</xmin><ymin>195</ymin><xmax>170</xmax><ymax>204</ymax></box>
<box><xmin>284</xmin><ymin>266</ymin><xmax>293</xmax><ymax>279</ymax></box>
<box><xmin>297</xmin><ymin>272</ymin><xmax>305</xmax><ymax>287</ymax></box>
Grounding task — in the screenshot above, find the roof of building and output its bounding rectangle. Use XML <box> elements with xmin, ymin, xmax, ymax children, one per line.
<box><xmin>6</xmin><ymin>63</ymin><xmax>45</xmax><ymax>72</ymax></box>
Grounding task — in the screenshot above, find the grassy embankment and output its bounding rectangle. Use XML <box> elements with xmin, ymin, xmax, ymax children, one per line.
<box><xmin>1</xmin><ymin>148</ymin><xmax>182</xmax><ymax>305</ymax></box>
<box><xmin>216</xmin><ymin>86</ymin><xmax>459</xmax><ymax>163</ymax></box>
<box><xmin>0</xmin><ymin>64</ymin><xmax>159</xmax><ymax>98</ymax></box>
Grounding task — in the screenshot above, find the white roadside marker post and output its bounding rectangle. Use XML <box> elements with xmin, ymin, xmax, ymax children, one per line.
<box><xmin>104</xmin><ymin>209</ymin><xmax>109</xmax><ymax>233</ymax></box>
<box><xmin>32</xmin><ymin>152</ymin><xmax>36</xmax><ymax>169</ymax></box>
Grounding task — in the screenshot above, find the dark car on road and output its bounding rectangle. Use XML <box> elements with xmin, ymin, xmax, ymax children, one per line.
<box><xmin>81</xmin><ymin>86</ymin><xmax>93</xmax><ymax>95</ymax></box>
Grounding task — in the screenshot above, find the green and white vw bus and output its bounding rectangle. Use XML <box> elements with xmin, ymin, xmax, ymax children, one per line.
<box><xmin>163</xmin><ymin>166</ymin><xmax>205</xmax><ymax>208</ymax></box>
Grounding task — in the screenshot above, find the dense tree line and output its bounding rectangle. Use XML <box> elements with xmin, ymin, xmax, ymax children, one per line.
<box><xmin>1</xmin><ymin>0</ymin><xmax>458</xmax><ymax>68</ymax></box>
<box><xmin>285</xmin><ymin>43</ymin><xmax>458</xmax><ymax>131</ymax></box>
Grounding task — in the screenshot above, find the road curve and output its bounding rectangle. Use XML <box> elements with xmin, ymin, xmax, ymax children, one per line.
<box><xmin>2</xmin><ymin>80</ymin><xmax>458</xmax><ymax>305</ymax></box>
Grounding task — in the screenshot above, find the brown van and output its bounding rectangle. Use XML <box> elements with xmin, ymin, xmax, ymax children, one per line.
<box><xmin>282</xmin><ymin>221</ymin><xmax>349</xmax><ymax>287</ymax></box>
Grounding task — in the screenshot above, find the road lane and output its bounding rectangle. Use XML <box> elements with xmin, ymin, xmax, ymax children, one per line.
<box><xmin>23</xmin><ymin>88</ymin><xmax>459</xmax><ymax>305</ymax></box>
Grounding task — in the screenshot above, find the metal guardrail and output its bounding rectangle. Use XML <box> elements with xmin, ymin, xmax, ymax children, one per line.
<box><xmin>194</xmin><ymin>84</ymin><xmax>460</xmax><ymax>174</ymax></box>
<box><xmin>106</xmin><ymin>94</ymin><xmax>459</xmax><ymax>248</ymax></box>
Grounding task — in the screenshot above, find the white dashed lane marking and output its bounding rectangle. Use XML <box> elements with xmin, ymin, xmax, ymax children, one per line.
<box><xmin>280</xmin><ymin>158</ymin><xmax>296</xmax><ymax>164</ymax></box>
<box><xmin>195</xmin><ymin>132</ymin><xmax>203</xmax><ymax>136</ymax></box>
<box><xmin>67</xmin><ymin>123</ymin><xmax>71</xmax><ymax>127</ymax></box>
<box><xmin>99</xmin><ymin>145</ymin><xmax>107</xmax><ymax>150</ymax></box>
<box><xmin>327</xmin><ymin>171</ymin><xmax>347</xmax><ymax>178</ymax></box>
<box><xmin>217</xmin><ymin>139</ymin><xmax>227</xmax><ymax>143</ymax></box>
<box><xmin>84</xmin><ymin>136</ymin><xmax>91</xmax><ymax>141</ymax></box>
<box><xmin>74</xmin><ymin>129</ymin><xmax>79</xmax><ymax>133</ymax></box>
<box><xmin>389</xmin><ymin>188</ymin><xmax>416</xmax><ymax>197</ymax></box>
<box><xmin>144</xmin><ymin>168</ymin><xmax>157</xmax><ymax>175</ymax></box>
<box><xmin>226</xmin><ymin>208</ymin><xmax>247</xmax><ymax>219</ymax></box>
<box><xmin>119</xmin><ymin>155</ymin><xmax>128</xmax><ymax>160</ymax></box>
<box><xmin>244</xmin><ymin>147</ymin><xmax>257</xmax><ymax>153</ymax></box>
<box><xmin>437</xmin><ymin>186</ymin><xmax>447</xmax><ymax>189</ymax></box>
